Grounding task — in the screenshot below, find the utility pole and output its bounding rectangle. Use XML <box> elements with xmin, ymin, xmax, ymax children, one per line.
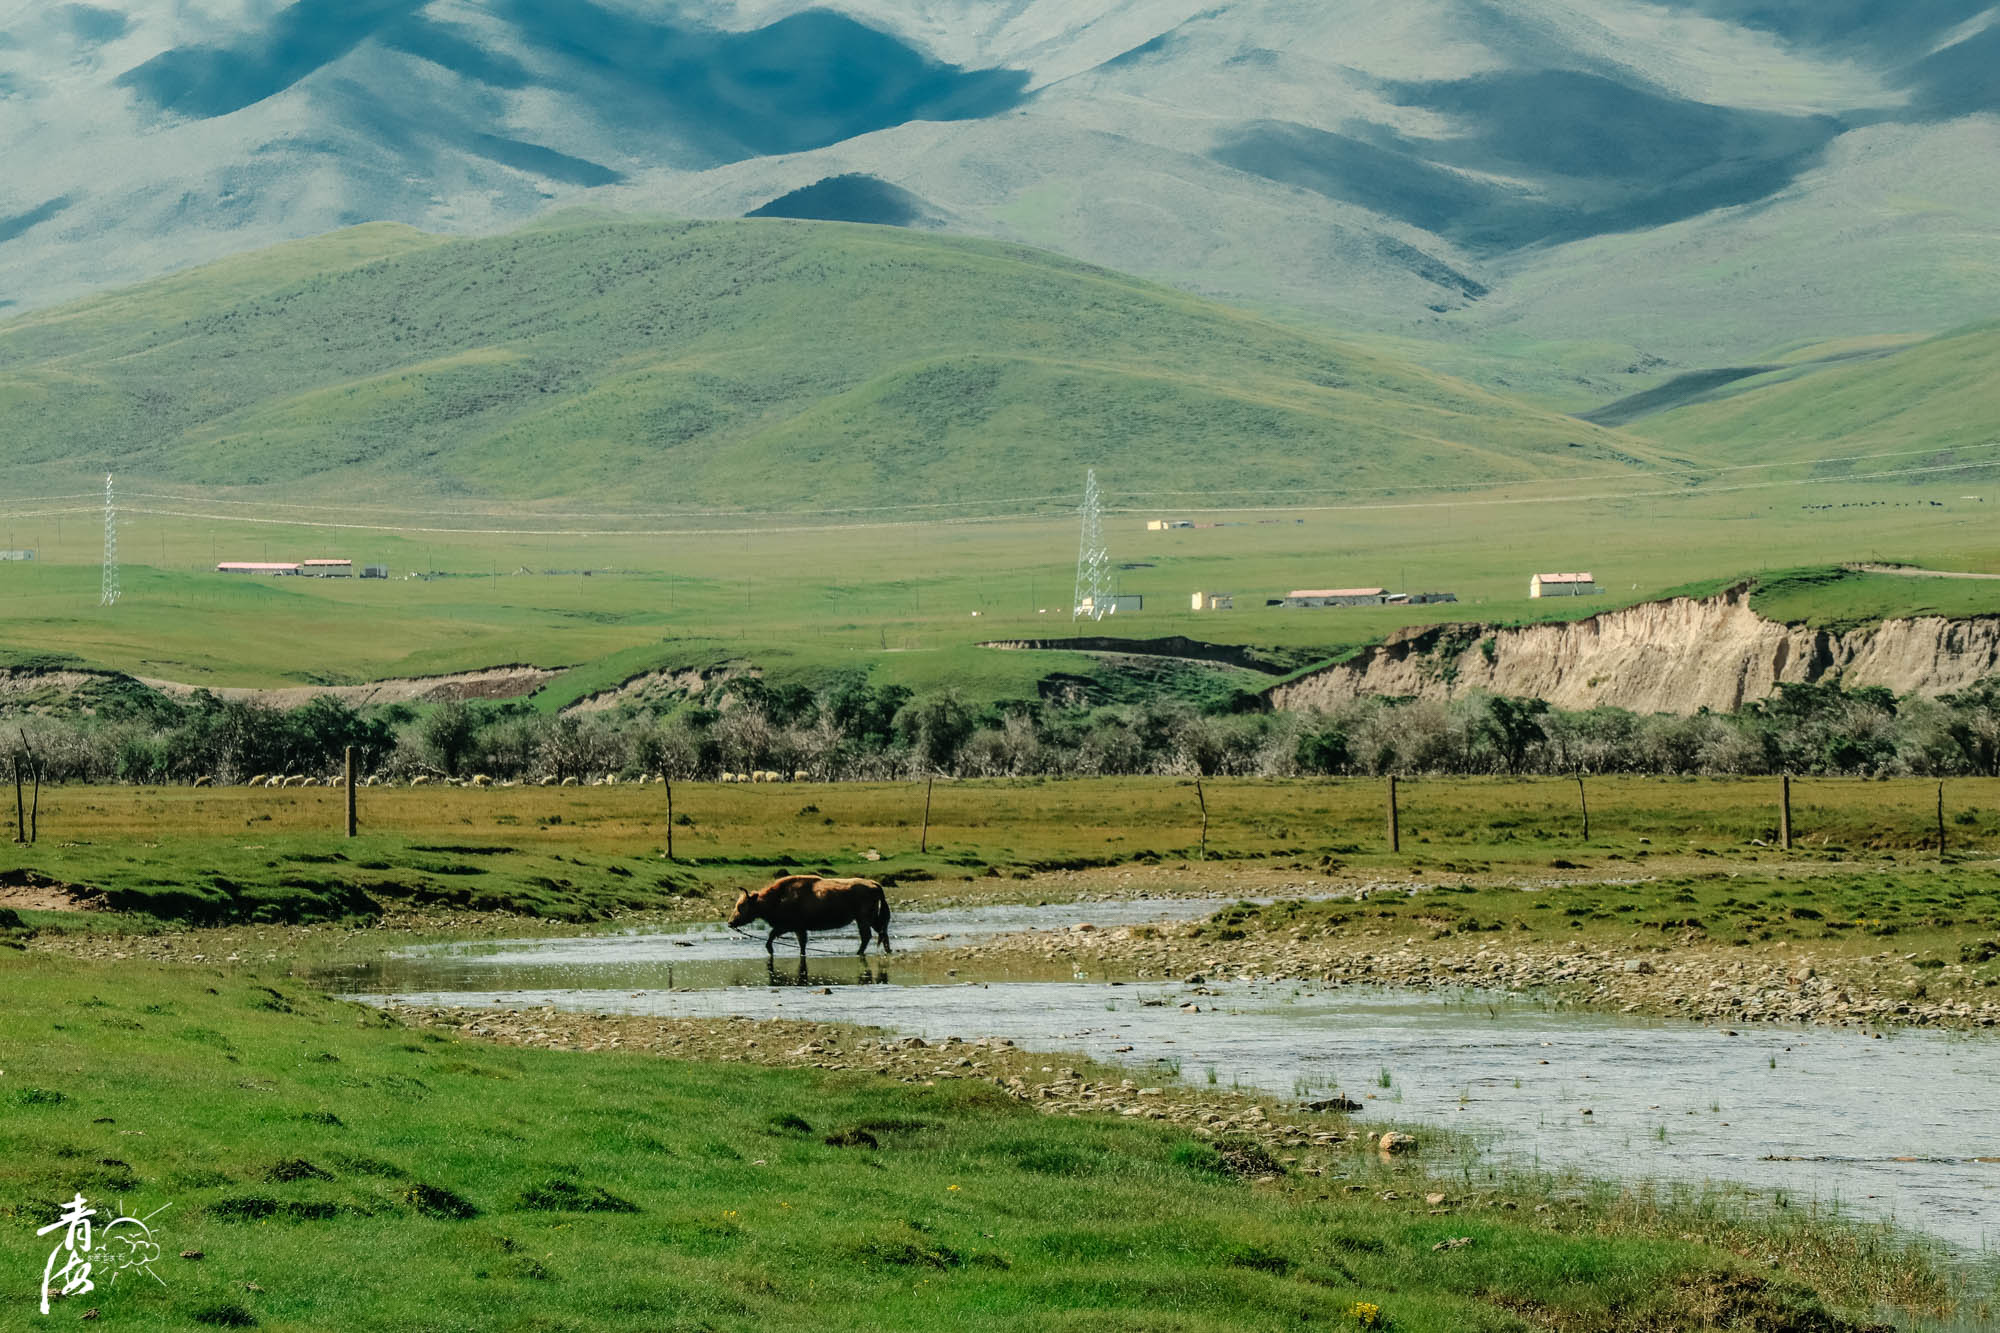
<box><xmin>1072</xmin><ymin>468</ymin><xmax>1109</xmax><ymax>621</ymax></box>
<box><xmin>100</xmin><ymin>473</ymin><xmax>119</xmax><ymax>606</ymax></box>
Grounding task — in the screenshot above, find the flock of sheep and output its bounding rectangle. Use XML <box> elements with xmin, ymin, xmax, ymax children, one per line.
<box><xmin>223</xmin><ymin>770</ymin><xmax>812</xmax><ymax>789</ymax></box>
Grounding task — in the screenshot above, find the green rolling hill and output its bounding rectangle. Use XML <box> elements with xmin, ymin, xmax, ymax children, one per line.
<box><xmin>0</xmin><ymin>214</ymin><xmax>1677</xmax><ymax>511</ymax></box>
<box><xmin>1637</xmin><ymin>322</ymin><xmax>2000</xmax><ymax>464</ymax></box>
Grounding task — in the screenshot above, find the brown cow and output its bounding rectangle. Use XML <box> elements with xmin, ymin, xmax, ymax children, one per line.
<box><xmin>728</xmin><ymin>874</ymin><xmax>893</xmax><ymax>958</ymax></box>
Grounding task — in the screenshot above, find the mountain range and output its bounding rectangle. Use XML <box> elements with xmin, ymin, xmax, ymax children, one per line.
<box><xmin>4</xmin><ymin>1</ymin><xmax>1996</xmax><ymax>401</ymax></box>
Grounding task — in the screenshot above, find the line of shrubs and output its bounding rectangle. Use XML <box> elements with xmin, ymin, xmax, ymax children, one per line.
<box><xmin>9</xmin><ymin>672</ymin><xmax>2000</xmax><ymax>785</ymax></box>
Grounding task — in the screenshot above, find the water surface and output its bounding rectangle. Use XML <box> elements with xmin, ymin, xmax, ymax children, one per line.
<box><xmin>330</xmin><ymin>901</ymin><xmax>2000</xmax><ymax>1251</ymax></box>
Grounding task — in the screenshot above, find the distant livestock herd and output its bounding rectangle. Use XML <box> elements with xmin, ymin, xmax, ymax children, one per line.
<box><xmin>223</xmin><ymin>771</ymin><xmax>811</xmax><ymax>789</ymax></box>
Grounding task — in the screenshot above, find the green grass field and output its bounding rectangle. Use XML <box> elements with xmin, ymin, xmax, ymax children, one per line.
<box><xmin>8</xmin><ymin>777</ymin><xmax>2000</xmax><ymax>937</ymax></box>
<box><xmin>4</xmin><ymin>479</ymin><xmax>1998</xmax><ymax>699</ymax></box>
<box><xmin>1</xmin><ymin>954</ymin><xmax>1960</xmax><ymax>1331</ymax></box>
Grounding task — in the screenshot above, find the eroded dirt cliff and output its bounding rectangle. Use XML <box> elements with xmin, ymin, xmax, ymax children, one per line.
<box><xmin>1269</xmin><ymin>589</ymin><xmax>2000</xmax><ymax>715</ymax></box>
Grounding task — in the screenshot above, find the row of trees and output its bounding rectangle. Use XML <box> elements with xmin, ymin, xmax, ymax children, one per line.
<box><xmin>10</xmin><ymin>673</ymin><xmax>2000</xmax><ymax>785</ymax></box>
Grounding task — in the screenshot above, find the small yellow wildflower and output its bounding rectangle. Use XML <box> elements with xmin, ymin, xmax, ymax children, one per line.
<box><xmin>947</xmin><ymin>1184</ymin><xmax>960</xmax><ymax>1192</ymax></box>
<box><xmin>1347</xmin><ymin>1301</ymin><xmax>1383</xmax><ymax>1328</ymax></box>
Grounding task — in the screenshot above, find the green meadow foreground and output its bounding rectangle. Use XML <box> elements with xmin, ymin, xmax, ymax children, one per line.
<box><xmin>3</xmin><ymin>954</ymin><xmax>1973</xmax><ymax>1332</ymax></box>
<box><xmin>6</xmin><ymin>780</ymin><xmax>2000</xmax><ymax>1328</ymax></box>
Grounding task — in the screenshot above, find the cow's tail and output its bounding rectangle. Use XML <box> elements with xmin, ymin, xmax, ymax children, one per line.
<box><xmin>873</xmin><ymin>884</ymin><xmax>893</xmax><ymax>953</ymax></box>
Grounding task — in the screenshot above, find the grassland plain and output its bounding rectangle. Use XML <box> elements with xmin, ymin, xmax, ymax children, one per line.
<box><xmin>0</xmin><ymin>953</ymin><xmax>1969</xmax><ymax>1332</ymax></box>
<box><xmin>3</xmin><ymin>482</ymin><xmax>1997</xmax><ymax>701</ymax></box>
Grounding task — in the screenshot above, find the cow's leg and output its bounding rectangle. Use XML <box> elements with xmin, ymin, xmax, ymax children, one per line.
<box><xmin>797</xmin><ymin>929</ymin><xmax>808</xmax><ymax>959</ymax></box>
<box><xmin>764</xmin><ymin>928</ymin><xmax>779</xmax><ymax>957</ymax></box>
<box><xmin>857</xmin><ymin>920</ymin><xmax>870</xmax><ymax>956</ymax></box>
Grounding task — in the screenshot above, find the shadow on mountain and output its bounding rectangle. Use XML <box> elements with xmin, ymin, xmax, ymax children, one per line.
<box><xmin>1650</xmin><ymin>1</ymin><xmax>1997</xmax><ymax>118</ymax></box>
<box><xmin>63</xmin><ymin>4</ymin><xmax>128</xmax><ymax>45</ymax></box>
<box><xmin>117</xmin><ymin>0</ymin><xmax>429</xmax><ymax>117</ymax></box>
<box><xmin>466</xmin><ymin>134</ymin><xmax>622</xmax><ymax>188</ymax></box>
<box><xmin>119</xmin><ymin>0</ymin><xmax>1027</xmax><ymax>164</ymax></box>
<box><xmin>1217</xmin><ymin>71</ymin><xmax>1840</xmax><ymax>252</ymax></box>
<box><xmin>0</xmin><ymin>196</ymin><xmax>73</xmax><ymax>246</ymax></box>
<box><xmin>488</xmin><ymin>1</ymin><xmax>1029</xmax><ymax>160</ymax></box>
<box><xmin>1901</xmin><ymin>21</ymin><xmax>2000</xmax><ymax>117</ymax></box>
<box><xmin>1579</xmin><ymin>366</ymin><xmax>1779</xmax><ymax>427</ymax></box>
<box><xmin>381</xmin><ymin>14</ymin><xmax>536</xmax><ymax>90</ymax></box>
<box><xmin>1650</xmin><ymin>0</ymin><xmax>1991</xmax><ymax>60</ymax></box>
<box><xmin>746</xmin><ymin>175</ymin><xmax>933</xmax><ymax>227</ymax></box>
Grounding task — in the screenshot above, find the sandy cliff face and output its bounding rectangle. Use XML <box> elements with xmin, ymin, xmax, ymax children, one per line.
<box><xmin>1269</xmin><ymin>590</ymin><xmax>2000</xmax><ymax>716</ymax></box>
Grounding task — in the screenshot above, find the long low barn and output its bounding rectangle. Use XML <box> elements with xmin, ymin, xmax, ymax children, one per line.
<box><xmin>217</xmin><ymin>562</ymin><xmax>301</xmax><ymax>575</ymax></box>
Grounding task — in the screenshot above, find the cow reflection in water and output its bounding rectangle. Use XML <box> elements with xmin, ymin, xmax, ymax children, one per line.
<box><xmin>765</xmin><ymin>957</ymin><xmax>893</xmax><ymax>987</ymax></box>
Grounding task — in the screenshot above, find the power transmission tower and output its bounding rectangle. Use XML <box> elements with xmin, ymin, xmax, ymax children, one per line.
<box><xmin>99</xmin><ymin>473</ymin><xmax>119</xmax><ymax>607</ymax></box>
<box><xmin>1072</xmin><ymin>467</ymin><xmax>1109</xmax><ymax>621</ymax></box>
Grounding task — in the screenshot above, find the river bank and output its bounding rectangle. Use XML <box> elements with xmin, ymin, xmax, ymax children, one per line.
<box><xmin>11</xmin><ymin>950</ymin><xmax>1970</xmax><ymax>1332</ymax></box>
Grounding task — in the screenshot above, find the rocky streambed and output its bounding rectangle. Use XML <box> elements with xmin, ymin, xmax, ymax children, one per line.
<box><xmin>940</xmin><ymin>915</ymin><xmax>2000</xmax><ymax>1032</ymax></box>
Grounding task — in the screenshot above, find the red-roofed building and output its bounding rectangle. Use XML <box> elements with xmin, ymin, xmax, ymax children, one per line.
<box><xmin>1530</xmin><ymin>572</ymin><xmax>1600</xmax><ymax>598</ymax></box>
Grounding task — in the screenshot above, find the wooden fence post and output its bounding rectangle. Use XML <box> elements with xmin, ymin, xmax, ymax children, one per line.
<box><xmin>11</xmin><ymin>753</ymin><xmax>22</xmax><ymax>845</ymax></box>
<box><xmin>11</xmin><ymin>729</ymin><xmax>33</xmax><ymax>845</ymax></box>
<box><xmin>920</xmin><ymin>774</ymin><xmax>934</xmax><ymax>854</ymax></box>
<box><xmin>1576</xmin><ymin>773</ymin><xmax>1590</xmax><ymax>843</ymax></box>
<box><xmin>1387</xmin><ymin>775</ymin><xmax>1400</xmax><ymax>853</ymax></box>
<box><xmin>1195</xmin><ymin>777</ymin><xmax>1209</xmax><ymax>861</ymax></box>
<box><xmin>1780</xmin><ymin>774</ymin><xmax>1792</xmax><ymax>851</ymax></box>
<box><xmin>665</xmin><ymin>777</ymin><xmax>675</xmax><ymax>861</ymax></box>
<box><xmin>1938</xmin><ymin>781</ymin><xmax>1947</xmax><ymax>858</ymax></box>
<box><xmin>344</xmin><ymin>746</ymin><xmax>357</xmax><ymax>838</ymax></box>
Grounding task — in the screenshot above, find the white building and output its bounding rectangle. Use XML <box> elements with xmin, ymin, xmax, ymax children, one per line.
<box><xmin>1078</xmin><ymin>594</ymin><xmax>1143</xmax><ymax>616</ymax></box>
<box><xmin>1530</xmin><ymin>572</ymin><xmax>1600</xmax><ymax>598</ymax></box>
<box><xmin>1191</xmin><ymin>591</ymin><xmax>1233</xmax><ymax>611</ymax></box>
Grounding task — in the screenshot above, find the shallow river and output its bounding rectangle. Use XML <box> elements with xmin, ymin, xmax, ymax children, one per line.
<box><xmin>329</xmin><ymin>899</ymin><xmax>2000</xmax><ymax>1251</ymax></box>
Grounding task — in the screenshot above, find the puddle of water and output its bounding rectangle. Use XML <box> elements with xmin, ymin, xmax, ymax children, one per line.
<box><xmin>328</xmin><ymin>904</ymin><xmax>2000</xmax><ymax>1252</ymax></box>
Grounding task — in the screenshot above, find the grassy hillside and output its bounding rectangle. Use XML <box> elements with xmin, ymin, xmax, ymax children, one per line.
<box><xmin>0</xmin><ymin>215</ymin><xmax>1673</xmax><ymax>509</ymax></box>
<box><xmin>1640</xmin><ymin>321</ymin><xmax>2000</xmax><ymax>464</ymax></box>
